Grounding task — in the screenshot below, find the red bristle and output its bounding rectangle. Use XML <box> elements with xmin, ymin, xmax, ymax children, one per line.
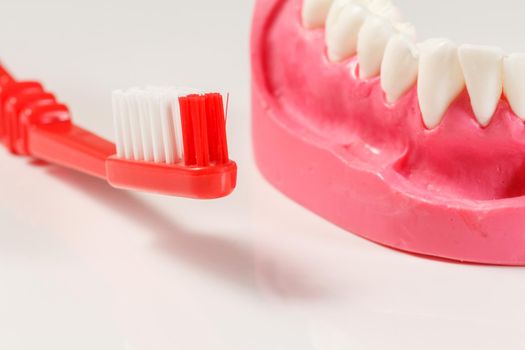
<box><xmin>205</xmin><ymin>94</ymin><xmax>220</xmax><ymax>163</ymax></box>
<box><xmin>179</xmin><ymin>96</ymin><xmax>196</xmax><ymax>166</ymax></box>
<box><xmin>180</xmin><ymin>92</ymin><xmax>229</xmax><ymax>167</ymax></box>
<box><xmin>203</xmin><ymin>93</ymin><xmax>229</xmax><ymax>165</ymax></box>
<box><xmin>189</xmin><ymin>95</ymin><xmax>208</xmax><ymax>166</ymax></box>
<box><xmin>215</xmin><ymin>93</ymin><xmax>229</xmax><ymax>163</ymax></box>
<box><xmin>189</xmin><ymin>96</ymin><xmax>202</xmax><ymax>165</ymax></box>
<box><xmin>189</xmin><ymin>95</ymin><xmax>210</xmax><ymax>167</ymax></box>
<box><xmin>198</xmin><ymin>96</ymin><xmax>210</xmax><ymax>166</ymax></box>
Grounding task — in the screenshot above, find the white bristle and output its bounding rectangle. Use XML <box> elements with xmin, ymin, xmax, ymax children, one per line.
<box><xmin>170</xmin><ymin>95</ymin><xmax>184</xmax><ymax>162</ymax></box>
<box><xmin>117</xmin><ymin>92</ymin><xmax>134</xmax><ymax>160</ymax></box>
<box><xmin>147</xmin><ymin>93</ymin><xmax>165</xmax><ymax>163</ymax></box>
<box><xmin>159</xmin><ymin>93</ymin><xmax>176</xmax><ymax>164</ymax></box>
<box><xmin>127</xmin><ymin>90</ymin><xmax>144</xmax><ymax>161</ymax></box>
<box><xmin>111</xmin><ymin>91</ymin><xmax>125</xmax><ymax>157</ymax></box>
<box><xmin>112</xmin><ymin>86</ymin><xmax>206</xmax><ymax>164</ymax></box>
<box><xmin>137</xmin><ymin>92</ymin><xmax>154</xmax><ymax>162</ymax></box>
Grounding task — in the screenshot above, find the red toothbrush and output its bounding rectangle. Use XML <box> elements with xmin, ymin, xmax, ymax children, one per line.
<box><xmin>0</xmin><ymin>64</ymin><xmax>237</xmax><ymax>199</ymax></box>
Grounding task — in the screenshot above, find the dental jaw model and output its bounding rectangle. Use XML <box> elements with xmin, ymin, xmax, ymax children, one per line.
<box><xmin>251</xmin><ymin>0</ymin><xmax>525</xmax><ymax>265</ymax></box>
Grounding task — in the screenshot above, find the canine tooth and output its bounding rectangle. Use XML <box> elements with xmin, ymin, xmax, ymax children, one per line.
<box><xmin>326</xmin><ymin>3</ymin><xmax>368</xmax><ymax>62</ymax></box>
<box><xmin>380</xmin><ymin>34</ymin><xmax>419</xmax><ymax>103</ymax></box>
<box><xmin>302</xmin><ymin>0</ymin><xmax>334</xmax><ymax>29</ymax></box>
<box><xmin>418</xmin><ymin>39</ymin><xmax>465</xmax><ymax>129</ymax></box>
<box><xmin>504</xmin><ymin>54</ymin><xmax>525</xmax><ymax>121</ymax></box>
<box><xmin>357</xmin><ymin>15</ymin><xmax>393</xmax><ymax>79</ymax></box>
<box><xmin>458</xmin><ymin>45</ymin><xmax>504</xmax><ymax>127</ymax></box>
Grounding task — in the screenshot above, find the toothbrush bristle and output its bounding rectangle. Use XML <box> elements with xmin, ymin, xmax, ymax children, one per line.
<box><xmin>112</xmin><ymin>88</ymin><xmax>229</xmax><ymax>167</ymax></box>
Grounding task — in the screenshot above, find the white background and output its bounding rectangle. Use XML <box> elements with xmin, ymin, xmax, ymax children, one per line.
<box><xmin>1</xmin><ymin>0</ymin><xmax>525</xmax><ymax>349</ymax></box>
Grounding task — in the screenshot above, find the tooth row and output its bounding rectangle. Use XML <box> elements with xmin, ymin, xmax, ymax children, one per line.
<box><xmin>112</xmin><ymin>87</ymin><xmax>199</xmax><ymax>164</ymax></box>
<box><xmin>302</xmin><ymin>0</ymin><xmax>525</xmax><ymax>128</ymax></box>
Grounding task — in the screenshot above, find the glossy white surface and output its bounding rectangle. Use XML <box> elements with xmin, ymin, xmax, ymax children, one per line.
<box><xmin>1</xmin><ymin>0</ymin><xmax>525</xmax><ymax>349</ymax></box>
<box><xmin>504</xmin><ymin>54</ymin><xmax>525</xmax><ymax>121</ymax></box>
<box><xmin>357</xmin><ymin>15</ymin><xmax>393</xmax><ymax>79</ymax></box>
<box><xmin>326</xmin><ymin>3</ymin><xmax>368</xmax><ymax>62</ymax></box>
<box><xmin>380</xmin><ymin>34</ymin><xmax>419</xmax><ymax>103</ymax></box>
<box><xmin>458</xmin><ymin>45</ymin><xmax>504</xmax><ymax>126</ymax></box>
<box><xmin>417</xmin><ymin>39</ymin><xmax>465</xmax><ymax>129</ymax></box>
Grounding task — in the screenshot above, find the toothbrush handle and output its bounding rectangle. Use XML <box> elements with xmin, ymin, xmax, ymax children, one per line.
<box><xmin>29</xmin><ymin>123</ymin><xmax>115</xmax><ymax>179</ymax></box>
<box><xmin>0</xmin><ymin>63</ymin><xmax>116</xmax><ymax>178</ymax></box>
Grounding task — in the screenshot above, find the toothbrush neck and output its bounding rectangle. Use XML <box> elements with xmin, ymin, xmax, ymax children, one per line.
<box><xmin>29</xmin><ymin>123</ymin><xmax>115</xmax><ymax>179</ymax></box>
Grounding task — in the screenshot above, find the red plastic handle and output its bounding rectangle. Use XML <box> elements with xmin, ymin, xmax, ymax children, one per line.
<box><xmin>29</xmin><ymin>123</ymin><xmax>115</xmax><ymax>179</ymax></box>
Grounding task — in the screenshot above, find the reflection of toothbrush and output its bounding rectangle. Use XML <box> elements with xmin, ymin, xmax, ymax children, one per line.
<box><xmin>0</xmin><ymin>64</ymin><xmax>237</xmax><ymax>199</ymax></box>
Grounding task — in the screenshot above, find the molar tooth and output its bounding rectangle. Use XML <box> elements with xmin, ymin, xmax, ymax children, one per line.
<box><xmin>417</xmin><ymin>39</ymin><xmax>465</xmax><ymax>129</ymax></box>
<box><xmin>380</xmin><ymin>34</ymin><xmax>419</xmax><ymax>103</ymax></box>
<box><xmin>504</xmin><ymin>54</ymin><xmax>525</xmax><ymax>121</ymax></box>
<box><xmin>326</xmin><ymin>3</ymin><xmax>368</xmax><ymax>62</ymax></box>
<box><xmin>458</xmin><ymin>45</ymin><xmax>504</xmax><ymax>127</ymax></box>
<box><xmin>357</xmin><ymin>15</ymin><xmax>393</xmax><ymax>79</ymax></box>
<box><xmin>302</xmin><ymin>0</ymin><xmax>334</xmax><ymax>29</ymax></box>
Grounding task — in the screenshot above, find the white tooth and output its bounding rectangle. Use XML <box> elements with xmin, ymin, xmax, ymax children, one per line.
<box><xmin>417</xmin><ymin>39</ymin><xmax>465</xmax><ymax>129</ymax></box>
<box><xmin>326</xmin><ymin>0</ymin><xmax>351</xmax><ymax>27</ymax></box>
<box><xmin>302</xmin><ymin>0</ymin><xmax>334</xmax><ymax>29</ymax></box>
<box><xmin>458</xmin><ymin>45</ymin><xmax>504</xmax><ymax>127</ymax></box>
<box><xmin>394</xmin><ymin>22</ymin><xmax>416</xmax><ymax>39</ymax></box>
<box><xmin>367</xmin><ymin>0</ymin><xmax>402</xmax><ymax>22</ymax></box>
<box><xmin>327</xmin><ymin>0</ymin><xmax>401</xmax><ymax>26</ymax></box>
<box><xmin>380</xmin><ymin>34</ymin><xmax>419</xmax><ymax>103</ymax></box>
<box><xmin>504</xmin><ymin>54</ymin><xmax>525</xmax><ymax>121</ymax></box>
<box><xmin>357</xmin><ymin>15</ymin><xmax>393</xmax><ymax>79</ymax></box>
<box><xmin>326</xmin><ymin>3</ymin><xmax>368</xmax><ymax>62</ymax></box>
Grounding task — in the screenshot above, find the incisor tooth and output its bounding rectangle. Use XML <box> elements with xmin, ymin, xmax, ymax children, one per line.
<box><xmin>418</xmin><ymin>39</ymin><xmax>465</xmax><ymax>129</ymax></box>
<box><xmin>458</xmin><ymin>45</ymin><xmax>504</xmax><ymax>127</ymax></box>
<box><xmin>380</xmin><ymin>34</ymin><xmax>419</xmax><ymax>103</ymax></box>
<box><xmin>504</xmin><ymin>54</ymin><xmax>525</xmax><ymax>121</ymax></box>
<box><xmin>357</xmin><ymin>15</ymin><xmax>393</xmax><ymax>79</ymax></box>
<box><xmin>326</xmin><ymin>0</ymin><xmax>353</xmax><ymax>28</ymax></box>
<box><xmin>326</xmin><ymin>4</ymin><xmax>368</xmax><ymax>62</ymax></box>
<box><xmin>302</xmin><ymin>0</ymin><xmax>334</xmax><ymax>29</ymax></box>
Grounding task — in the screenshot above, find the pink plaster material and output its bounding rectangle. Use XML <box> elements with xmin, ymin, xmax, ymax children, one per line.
<box><xmin>251</xmin><ymin>0</ymin><xmax>525</xmax><ymax>265</ymax></box>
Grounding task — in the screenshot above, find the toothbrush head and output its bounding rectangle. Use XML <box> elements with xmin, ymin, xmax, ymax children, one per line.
<box><xmin>106</xmin><ymin>87</ymin><xmax>237</xmax><ymax>199</ymax></box>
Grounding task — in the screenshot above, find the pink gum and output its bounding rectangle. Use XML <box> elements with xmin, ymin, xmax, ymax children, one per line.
<box><xmin>252</xmin><ymin>0</ymin><xmax>525</xmax><ymax>265</ymax></box>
